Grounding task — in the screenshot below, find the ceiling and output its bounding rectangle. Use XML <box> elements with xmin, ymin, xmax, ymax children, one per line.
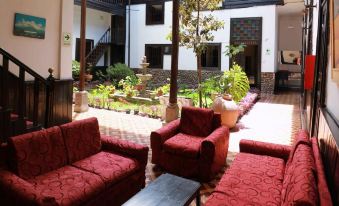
<box><xmin>277</xmin><ymin>0</ymin><xmax>305</xmax><ymax>16</ymax></box>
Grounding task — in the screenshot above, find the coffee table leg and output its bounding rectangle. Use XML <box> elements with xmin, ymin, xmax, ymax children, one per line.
<box><xmin>196</xmin><ymin>191</ymin><xmax>201</xmax><ymax>206</ymax></box>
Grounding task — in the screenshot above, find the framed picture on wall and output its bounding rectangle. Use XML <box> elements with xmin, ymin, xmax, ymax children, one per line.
<box><xmin>331</xmin><ymin>0</ymin><xmax>339</xmax><ymax>81</ymax></box>
<box><xmin>13</xmin><ymin>13</ymin><xmax>46</xmax><ymax>39</ymax></box>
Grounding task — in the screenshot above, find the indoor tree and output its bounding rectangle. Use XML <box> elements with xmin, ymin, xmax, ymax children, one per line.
<box><xmin>178</xmin><ymin>0</ymin><xmax>224</xmax><ymax>107</ymax></box>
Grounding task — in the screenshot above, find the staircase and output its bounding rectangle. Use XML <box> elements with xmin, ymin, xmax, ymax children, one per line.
<box><xmin>0</xmin><ymin>48</ymin><xmax>55</xmax><ymax>143</ymax></box>
<box><xmin>86</xmin><ymin>27</ymin><xmax>111</xmax><ymax>66</ymax></box>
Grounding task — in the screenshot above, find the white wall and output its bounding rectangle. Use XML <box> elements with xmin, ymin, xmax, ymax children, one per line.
<box><xmin>0</xmin><ymin>0</ymin><xmax>73</xmax><ymax>79</ymax></box>
<box><xmin>126</xmin><ymin>2</ymin><xmax>278</xmax><ymax>72</ymax></box>
<box><xmin>278</xmin><ymin>15</ymin><xmax>303</xmax><ymax>71</ymax></box>
<box><xmin>73</xmin><ymin>5</ymin><xmax>111</xmax><ymax>66</ymax></box>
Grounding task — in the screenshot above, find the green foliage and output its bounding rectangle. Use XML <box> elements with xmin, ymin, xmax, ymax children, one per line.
<box><xmin>156</xmin><ymin>79</ymin><xmax>171</xmax><ymax>96</ymax></box>
<box><xmin>174</xmin><ymin>0</ymin><xmax>224</xmax><ymax>107</ymax></box>
<box><xmin>178</xmin><ymin>0</ymin><xmax>224</xmax><ymax>56</ymax></box>
<box><xmin>106</xmin><ymin>63</ymin><xmax>135</xmax><ymax>86</ymax></box>
<box><xmin>224</xmin><ymin>44</ymin><xmax>246</xmax><ymax>65</ymax></box>
<box><xmin>224</xmin><ymin>44</ymin><xmax>246</xmax><ymax>58</ymax></box>
<box><xmin>72</xmin><ymin>60</ymin><xmax>80</xmax><ymax>79</ymax></box>
<box><xmin>88</xmin><ymin>84</ymin><xmax>115</xmax><ymax>108</ymax></box>
<box><xmin>200</xmin><ymin>76</ymin><xmax>222</xmax><ymax>95</ymax></box>
<box><xmin>220</xmin><ymin>64</ymin><xmax>250</xmax><ymax>102</ymax></box>
<box><xmin>96</xmin><ymin>70</ymin><xmax>107</xmax><ymax>82</ymax></box>
<box><xmin>119</xmin><ymin>76</ymin><xmax>140</xmax><ymax>97</ymax></box>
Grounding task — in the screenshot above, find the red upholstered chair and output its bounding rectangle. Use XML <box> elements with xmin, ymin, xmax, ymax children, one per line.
<box><xmin>151</xmin><ymin>106</ymin><xmax>229</xmax><ymax>182</ymax></box>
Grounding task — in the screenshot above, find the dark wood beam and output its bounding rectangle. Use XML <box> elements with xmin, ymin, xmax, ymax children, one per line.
<box><xmin>79</xmin><ymin>0</ymin><xmax>86</xmax><ymax>91</ymax></box>
<box><xmin>169</xmin><ymin>0</ymin><xmax>179</xmax><ymax>105</ymax></box>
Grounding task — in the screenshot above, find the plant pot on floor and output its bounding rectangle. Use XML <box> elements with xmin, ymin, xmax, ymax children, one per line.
<box><xmin>211</xmin><ymin>95</ymin><xmax>239</xmax><ymax>128</ymax></box>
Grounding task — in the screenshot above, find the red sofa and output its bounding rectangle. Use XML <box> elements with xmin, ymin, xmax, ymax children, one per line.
<box><xmin>205</xmin><ymin>130</ymin><xmax>333</xmax><ymax>206</ymax></box>
<box><xmin>151</xmin><ymin>106</ymin><xmax>230</xmax><ymax>182</ymax></box>
<box><xmin>0</xmin><ymin>117</ymin><xmax>149</xmax><ymax>206</ymax></box>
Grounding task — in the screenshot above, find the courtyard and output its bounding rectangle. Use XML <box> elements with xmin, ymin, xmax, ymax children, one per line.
<box><xmin>73</xmin><ymin>91</ymin><xmax>301</xmax><ymax>204</ymax></box>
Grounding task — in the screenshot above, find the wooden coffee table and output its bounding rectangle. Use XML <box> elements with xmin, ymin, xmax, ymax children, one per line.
<box><xmin>123</xmin><ymin>173</ymin><xmax>201</xmax><ymax>206</ymax></box>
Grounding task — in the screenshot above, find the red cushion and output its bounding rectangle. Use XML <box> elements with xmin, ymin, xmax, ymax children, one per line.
<box><xmin>179</xmin><ymin>106</ymin><xmax>214</xmax><ymax>137</ymax></box>
<box><xmin>60</xmin><ymin>118</ymin><xmax>102</xmax><ymax>163</ymax></box>
<box><xmin>212</xmin><ymin>165</ymin><xmax>283</xmax><ymax>205</ymax></box>
<box><xmin>72</xmin><ymin>151</ymin><xmax>139</xmax><ymax>188</ymax></box>
<box><xmin>311</xmin><ymin>138</ymin><xmax>333</xmax><ymax>206</ymax></box>
<box><xmin>227</xmin><ymin>153</ymin><xmax>285</xmax><ymax>181</ymax></box>
<box><xmin>8</xmin><ymin>127</ymin><xmax>68</xmax><ymax>180</ymax></box>
<box><xmin>281</xmin><ymin>143</ymin><xmax>318</xmax><ymax>206</ymax></box>
<box><xmin>28</xmin><ymin>166</ymin><xmax>105</xmax><ymax>206</ymax></box>
<box><xmin>163</xmin><ymin>133</ymin><xmax>204</xmax><ymax>158</ymax></box>
<box><xmin>205</xmin><ymin>153</ymin><xmax>285</xmax><ymax>206</ymax></box>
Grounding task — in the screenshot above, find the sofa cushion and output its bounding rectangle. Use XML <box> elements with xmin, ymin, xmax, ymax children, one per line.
<box><xmin>8</xmin><ymin>127</ymin><xmax>68</xmax><ymax>180</ymax></box>
<box><xmin>205</xmin><ymin>153</ymin><xmax>285</xmax><ymax>206</ymax></box>
<box><xmin>60</xmin><ymin>118</ymin><xmax>102</xmax><ymax>163</ymax></box>
<box><xmin>311</xmin><ymin>138</ymin><xmax>333</xmax><ymax>206</ymax></box>
<box><xmin>28</xmin><ymin>166</ymin><xmax>105</xmax><ymax>206</ymax></box>
<box><xmin>163</xmin><ymin>133</ymin><xmax>204</xmax><ymax>158</ymax></box>
<box><xmin>72</xmin><ymin>151</ymin><xmax>139</xmax><ymax>188</ymax></box>
<box><xmin>179</xmin><ymin>107</ymin><xmax>214</xmax><ymax>137</ymax></box>
<box><xmin>281</xmin><ymin>143</ymin><xmax>318</xmax><ymax>206</ymax></box>
<box><xmin>228</xmin><ymin>153</ymin><xmax>285</xmax><ymax>181</ymax></box>
<box><xmin>213</xmin><ymin>163</ymin><xmax>283</xmax><ymax>205</ymax></box>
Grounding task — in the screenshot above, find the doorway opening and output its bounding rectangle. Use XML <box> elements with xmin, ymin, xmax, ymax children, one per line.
<box><xmin>230</xmin><ymin>17</ymin><xmax>262</xmax><ymax>88</ymax></box>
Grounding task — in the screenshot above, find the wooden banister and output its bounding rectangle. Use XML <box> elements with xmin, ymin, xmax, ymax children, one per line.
<box><xmin>85</xmin><ymin>27</ymin><xmax>111</xmax><ymax>61</ymax></box>
<box><xmin>0</xmin><ymin>48</ymin><xmax>55</xmax><ymax>142</ymax></box>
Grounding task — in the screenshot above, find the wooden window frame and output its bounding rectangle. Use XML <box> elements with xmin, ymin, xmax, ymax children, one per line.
<box><xmin>201</xmin><ymin>43</ymin><xmax>222</xmax><ymax>71</ymax></box>
<box><xmin>146</xmin><ymin>2</ymin><xmax>165</xmax><ymax>25</ymax></box>
<box><xmin>330</xmin><ymin>0</ymin><xmax>339</xmax><ymax>81</ymax></box>
<box><xmin>145</xmin><ymin>44</ymin><xmax>171</xmax><ymax>69</ymax></box>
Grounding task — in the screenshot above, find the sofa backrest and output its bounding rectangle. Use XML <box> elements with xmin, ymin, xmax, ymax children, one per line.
<box><xmin>281</xmin><ymin>141</ymin><xmax>319</xmax><ymax>206</ymax></box>
<box><xmin>311</xmin><ymin>137</ymin><xmax>333</xmax><ymax>206</ymax></box>
<box><xmin>179</xmin><ymin>106</ymin><xmax>215</xmax><ymax>137</ymax></box>
<box><xmin>60</xmin><ymin>117</ymin><xmax>102</xmax><ymax>164</ymax></box>
<box><xmin>7</xmin><ymin>127</ymin><xmax>68</xmax><ymax>180</ymax></box>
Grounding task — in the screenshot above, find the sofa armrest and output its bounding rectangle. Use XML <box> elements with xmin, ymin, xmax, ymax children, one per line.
<box><xmin>101</xmin><ymin>135</ymin><xmax>149</xmax><ymax>168</ymax></box>
<box><xmin>239</xmin><ymin>139</ymin><xmax>291</xmax><ymax>161</ymax></box>
<box><xmin>0</xmin><ymin>169</ymin><xmax>57</xmax><ymax>206</ymax></box>
<box><xmin>151</xmin><ymin>119</ymin><xmax>180</xmax><ymax>144</ymax></box>
<box><xmin>201</xmin><ymin>126</ymin><xmax>229</xmax><ymax>163</ymax></box>
<box><xmin>150</xmin><ymin>119</ymin><xmax>180</xmax><ymax>164</ymax></box>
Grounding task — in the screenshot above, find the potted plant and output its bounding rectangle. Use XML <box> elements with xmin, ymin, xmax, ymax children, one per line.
<box><xmin>211</xmin><ymin>63</ymin><xmax>250</xmax><ymax>128</ymax></box>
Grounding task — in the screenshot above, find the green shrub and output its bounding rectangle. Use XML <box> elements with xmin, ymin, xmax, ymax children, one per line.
<box><xmin>106</xmin><ymin>63</ymin><xmax>134</xmax><ymax>86</ymax></box>
<box><xmin>72</xmin><ymin>60</ymin><xmax>80</xmax><ymax>79</ymax></box>
<box><xmin>220</xmin><ymin>63</ymin><xmax>250</xmax><ymax>102</ymax></box>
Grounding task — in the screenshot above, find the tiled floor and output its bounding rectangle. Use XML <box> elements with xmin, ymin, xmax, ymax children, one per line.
<box><xmin>73</xmin><ymin>91</ymin><xmax>301</xmax><ymax>204</ymax></box>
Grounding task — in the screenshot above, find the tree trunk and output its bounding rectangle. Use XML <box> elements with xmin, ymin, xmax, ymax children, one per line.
<box><xmin>196</xmin><ymin>0</ymin><xmax>203</xmax><ymax>108</ymax></box>
<box><xmin>197</xmin><ymin>54</ymin><xmax>203</xmax><ymax>108</ymax></box>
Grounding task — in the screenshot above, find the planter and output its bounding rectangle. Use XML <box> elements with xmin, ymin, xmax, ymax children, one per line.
<box><xmin>134</xmin><ymin>110</ymin><xmax>139</xmax><ymax>115</ymax></box>
<box><xmin>211</xmin><ymin>96</ymin><xmax>239</xmax><ymax>128</ymax></box>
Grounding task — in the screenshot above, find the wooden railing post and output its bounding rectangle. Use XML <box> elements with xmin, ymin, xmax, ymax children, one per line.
<box><xmin>0</xmin><ymin>57</ymin><xmax>11</xmax><ymax>142</ymax></box>
<box><xmin>45</xmin><ymin>68</ymin><xmax>55</xmax><ymax>128</ymax></box>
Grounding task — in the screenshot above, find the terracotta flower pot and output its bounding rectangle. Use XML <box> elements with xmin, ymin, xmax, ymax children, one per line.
<box><xmin>211</xmin><ymin>96</ymin><xmax>239</xmax><ymax>128</ymax></box>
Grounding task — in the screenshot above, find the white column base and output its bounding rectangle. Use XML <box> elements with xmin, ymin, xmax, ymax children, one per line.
<box><xmin>74</xmin><ymin>91</ymin><xmax>89</xmax><ymax>113</ymax></box>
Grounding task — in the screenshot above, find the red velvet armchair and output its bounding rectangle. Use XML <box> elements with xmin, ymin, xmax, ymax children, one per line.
<box><xmin>151</xmin><ymin>106</ymin><xmax>230</xmax><ymax>182</ymax></box>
